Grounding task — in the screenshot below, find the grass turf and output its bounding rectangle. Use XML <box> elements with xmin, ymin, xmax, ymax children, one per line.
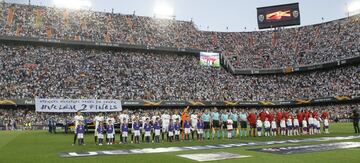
<box><xmin>0</xmin><ymin>122</ymin><xmax>359</xmax><ymax>163</ymax></box>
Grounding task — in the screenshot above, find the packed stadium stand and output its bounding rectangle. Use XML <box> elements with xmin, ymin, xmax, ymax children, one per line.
<box><xmin>0</xmin><ymin>1</ymin><xmax>359</xmax><ymax>127</ymax></box>
<box><xmin>0</xmin><ymin>43</ymin><xmax>359</xmax><ymax>101</ymax></box>
<box><xmin>0</xmin><ymin>2</ymin><xmax>359</xmax><ymax>70</ymax></box>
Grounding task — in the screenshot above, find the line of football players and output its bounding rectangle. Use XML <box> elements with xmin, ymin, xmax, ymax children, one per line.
<box><xmin>71</xmin><ymin>108</ymin><xmax>330</xmax><ymax>145</ymax></box>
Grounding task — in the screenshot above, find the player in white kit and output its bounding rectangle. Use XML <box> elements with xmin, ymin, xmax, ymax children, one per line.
<box><xmin>171</xmin><ymin>111</ymin><xmax>180</xmax><ymax>139</ymax></box>
<box><xmin>256</xmin><ymin>119</ymin><xmax>263</xmax><ymax>137</ymax></box>
<box><xmin>323</xmin><ymin>118</ymin><xmax>330</xmax><ymax>134</ymax></box>
<box><xmin>280</xmin><ymin>117</ymin><xmax>286</xmax><ymax>136</ymax></box>
<box><xmin>271</xmin><ymin>120</ymin><xmax>277</xmax><ymax>136</ymax></box>
<box><xmin>151</xmin><ymin>111</ymin><xmax>160</xmax><ymax>142</ymax></box>
<box><xmin>286</xmin><ymin>116</ymin><xmax>293</xmax><ymax>136</ymax></box>
<box><xmin>106</xmin><ymin>114</ymin><xmax>116</xmax><ymax>143</ymax></box>
<box><xmin>141</xmin><ymin>113</ymin><xmax>150</xmax><ymax>142</ymax></box>
<box><xmin>118</xmin><ymin>110</ymin><xmax>129</xmax><ymax>144</ymax></box>
<box><xmin>130</xmin><ymin>113</ymin><xmax>138</xmax><ymax>143</ymax></box>
<box><xmin>190</xmin><ymin>111</ymin><xmax>199</xmax><ymax>140</ymax></box>
<box><xmin>302</xmin><ymin>119</ymin><xmax>308</xmax><ymax>135</ymax></box>
<box><xmin>315</xmin><ymin>117</ymin><xmax>321</xmax><ymax>134</ymax></box>
<box><xmin>308</xmin><ymin>114</ymin><xmax>315</xmax><ymax>135</ymax></box>
<box><xmin>171</xmin><ymin>111</ymin><xmax>181</xmax><ymax>124</ymax></box>
<box><xmin>94</xmin><ymin>113</ymin><xmax>104</xmax><ymax>144</ymax></box>
<box><xmin>161</xmin><ymin>111</ymin><xmax>171</xmax><ymax>141</ymax></box>
<box><xmin>264</xmin><ymin>118</ymin><xmax>271</xmax><ymax>137</ymax></box>
<box><xmin>293</xmin><ymin>116</ymin><xmax>300</xmax><ymax>136</ymax></box>
<box><xmin>73</xmin><ymin>111</ymin><xmax>84</xmax><ymax>145</ymax></box>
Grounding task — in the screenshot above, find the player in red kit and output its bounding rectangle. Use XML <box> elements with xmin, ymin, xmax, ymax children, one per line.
<box><xmin>321</xmin><ymin>110</ymin><xmax>329</xmax><ymax>119</ymax></box>
<box><xmin>296</xmin><ymin>110</ymin><xmax>304</xmax><ymax>132</ymax></box>
<box><xmin>321</xmin><ymin>110</ymin><xmax>329</xmax><ymax>132</ymax></box>
<box><xmin>259</xmin><ymin>110</ymin><xmax>267</xmax><ymax>122</ymax></box>
<box><xmin>276</xmin><ymin>110</ymin><xmax>283</xmax><ymax>134</ymax></box>
<box><xmin>267</xmin><ymin>111</ymin><xmax>274</xmax><ymax>122</ymax></box>
<box><xmin>312</xmin><ymin>111</ymin><xmax>318</xmax><ymax>119</ymax></box>
<box><xmin>283</xmin><ymin>110</ymin><xmax>290</xmax><ymax>120</ymax></box>
<box><xmin>247</xmin><ymin>111</ymin><xmax>257</xmax><ymax>137</ymax></box>
<box><xmin>304</xmin><ymin>110</ymin><xmax>310</xmax><ymax>121</ymax></box>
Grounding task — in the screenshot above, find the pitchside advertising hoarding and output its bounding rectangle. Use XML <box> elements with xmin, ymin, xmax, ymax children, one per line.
<box><xmin>250</xmin><ymin>142</ymin><xmax>360</xmax><ymax>155</ymax></box>
<box><xmin>257</xmin><ymin>3</ymin><xmax>300</xmax><ymax>29</ymax></box>
<box><xmin>2</xmin><ymin>95</ymin><xmax>359</xmax><ymax>107</ymax></box>
<box><xmin>200</xmin><ymin>52</ymin><xmax>220</xmax><ymax>67</ymax></box>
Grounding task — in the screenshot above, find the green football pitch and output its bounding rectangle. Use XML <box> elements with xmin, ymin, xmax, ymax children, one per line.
<box><xmin>1</xmin><ymin>122</ymin><xmax>360</xmax><ymax>163</ymax></box>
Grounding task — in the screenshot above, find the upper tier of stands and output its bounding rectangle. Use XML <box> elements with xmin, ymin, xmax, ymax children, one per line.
<box><xmin>0</xmin><ymin>2</ymin><xmax>359</xmax><ymax>70</ymax></box>
<box><xmin>0</xmin><ymin>44</ymin><xmax>359</xmax><ymax>101</ymax></box>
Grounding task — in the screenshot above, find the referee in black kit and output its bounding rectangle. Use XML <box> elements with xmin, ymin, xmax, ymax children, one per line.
<box><xmin>352</xmin><ymin>109</ymin><xmax>360</xmax><ymax>133</ymax></box>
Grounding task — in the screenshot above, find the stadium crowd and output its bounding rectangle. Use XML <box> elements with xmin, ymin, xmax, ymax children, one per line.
<box><xmin>0</xmin><ymin>44</ymin><xmax>359</xmax><ymax>101</ymax></box>
<box><xmin>0</xmin><ymin>2</ymin><xmax>359</xmax><ymax>70</ymax></box>
<box><xmin>216</xmin><ymin>16</ymin><xmax>360</xmax><ymax>69</ymax></box>
<box><xmin>0</xmin><ymin>2</ymin><xmax>359</xmax><ymax>141</ymax></box>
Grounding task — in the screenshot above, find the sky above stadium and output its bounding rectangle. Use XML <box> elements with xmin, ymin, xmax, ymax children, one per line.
<box><xmin>8</xmin><ymin>0</ymin><xmax>360</xmax><ymax>31</ymax></box>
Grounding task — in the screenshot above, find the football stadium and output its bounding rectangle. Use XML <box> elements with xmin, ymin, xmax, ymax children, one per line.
<box><xmin>0</xmin><ymin>0</ymin><xmax>360</xmax><ymax>162</ymax></box>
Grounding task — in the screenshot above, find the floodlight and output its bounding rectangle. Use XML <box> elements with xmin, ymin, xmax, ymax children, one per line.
<box><xmin>153</xmin><ymin>2</ymin><xmax>174</xmax><ymax>18</ymax></box>
<box><xmin>348</xmin><ymin>1</ymin><xmax>360</xmax><ymax>13</ymax></box>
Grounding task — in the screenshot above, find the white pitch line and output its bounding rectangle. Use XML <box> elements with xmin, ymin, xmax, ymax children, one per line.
<box><xmin>60</xmin><ymin>135</ymin><xmax>360</xmax><ymax>157</ymax></box>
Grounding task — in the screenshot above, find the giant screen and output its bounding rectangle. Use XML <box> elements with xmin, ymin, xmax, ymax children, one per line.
<box><xmin>200</xmin><ymin>52</ymin><xmax>220</xmax><ymax>68</ymax></box>
<box><xmin>257</xmin><ymin>3</ymin><xmax>300</xmax><ymax>29</ymax></box>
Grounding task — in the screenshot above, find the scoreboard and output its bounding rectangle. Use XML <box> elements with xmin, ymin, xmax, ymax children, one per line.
<box><xmin>257</xmin><ymin>3</ymin><xmax>300</xmax><ymax>29</ymax></box>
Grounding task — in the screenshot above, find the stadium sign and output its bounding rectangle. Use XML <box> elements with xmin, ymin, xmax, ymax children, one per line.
<box><xmin>250</xmin><ymin>142</ymin><xmax>360</xmax><ymax>154</ymax></box>
<box><xmin>177</xmin><ymin>152</ymin><xmax>251</xmax><ymax>162</ymax></box>
<box><xmin>24</xmin><ymin>99</ymin><xmax>35</xmax><ymax>105</ymax></box>
<box><xmin>35</xmin><ymin>98</ymin><xmax>122</xmax><ymax>112</ymax></box>
<box><xmin>59</xmin><ymin>135</ymin><xmax>360</xmax><ymax>157</ymax></box>
<box><xmin>0</xmin><ymin>99</ymin><xmax>16</xmax><ymax>105</ymax></box>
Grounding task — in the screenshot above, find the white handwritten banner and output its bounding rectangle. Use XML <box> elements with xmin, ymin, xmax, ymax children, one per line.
<box><xmin>35</xmin><ymin>99</ymin><xmax>122</xmax><ymax>112</ymax></box>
